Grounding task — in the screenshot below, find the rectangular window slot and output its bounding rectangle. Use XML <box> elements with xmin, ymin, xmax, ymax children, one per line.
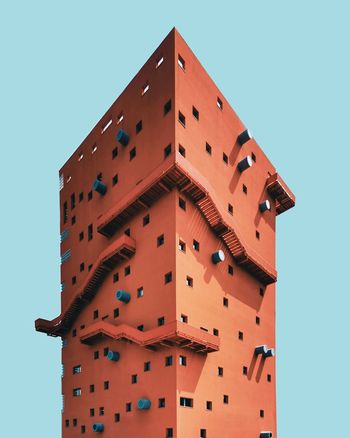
<box><xmin>112</xmin><ymin>174</ymin><xmax>119</xmax><ymax>186</ymax></box>
<box><xmin>223</xmin><ymin>152</ymin><xmax>228</xmax><ymax>164</ymax></box>
<box><xmin>158</xmin><ymin>316</ymin><xmax>165</xmax><ymax>326</ymax></box>
<box><xmin>157</xmin><ymin>234</ymin><xmax>165</xmax><ymax>246</ymax></box>
<box><xmin>141</xmin><ymin>82</ymin><xmax>150</xmax><ymax>96</ymax></box>
<box><xmin>78</xmin><ymin>152</ymin><xmax>84</xmax><ymax>162</ymax></box>
<box><xmin>72</xmin><ymin>365</ymin><xmax>81</xmax><ymax>374</ymax></box>
<box><xmin>186</xmin><ymin>276</ymin><xmax>193</xmax><ymax>287</ymax></box>
<box><xmin>124</xmin><ymin>265</ymin><xmax>131</xmax><ymax>276</ymax></box>
<box><xmin>243</xmin><ymin>366</ymin><xmax>248</xmax><ymax>375</ymax></box>
<box><xmin>178</xmin><ymin>111</ymin><xmax>186</xmax><ymax>126</ymax></box>
<box><xmin>192</xmin><ymin>106</ymin><xmax>199</xmax><ymax>120</ymax></box>
<box><xmin>164</xmin><ymin>99</ymin><xmax>172</xmax><ymax>115</ymax></box>
<box><xmin>92</xmin><ymin>144</ymin><xmax>97</xmax><ymax>154</ymax></box>
<box><xmin>79</xmin><ymin>229</ymin><xmax>84</xmax><ymax>240</ymax></box>
<box><xmin>179</xmin><ymin>144</ymin><xmax>186</xmax><ymax>157</ymax></box>
<box><xmin>136</xmin><ymin>120</ymin><xmax>143</xmax><ymax>134</ymax></box>
<box><xmin>159</xmin><ymin>398</ymin><xmax>166</xmax><ymax>408</ymax></box>
<box><xmin>179</xmin><ymin>355</ymin><xmax>187</xmax><ymax>366</ymax></box>
<box><xmin>101</xmin><ymin>118</ymin><xmax>112</xmax><ymax>134</ymax></box>
<box><xmin>73</xmin><ymin>388</ymin><xmax>81</xmax><ymax>397</ymax></box>
<box><xmin>144</xmin><ymin>361</ymin><xmax>151</xmax><ymax>371</ymax></box>
<box><xmin>178</xmin><ymin>240</ymin><xmax>186</xmax><ymax>252</ymax></box>
<box><xmin>180</xmin><ymin>314</ymin><xmax>188</xmax><ymax>323</ymax></box>
<box><xmin>164</xmin><ymin>144</ymin><xmax>172</xmax><ymax>158</ymax></box>
<box><xmin>223</xmin><ymin>297</ymin><xmax>229</xmax><ymax>307</ymax></box>
<box><xmin>131</xmin><ymin>374</ymin><xmax>138</xmax><ymax>384</ymax></box>
<box><xmin>130</xmin><ymin>147</ymin><xmax>136</xmax><ymax>161</ymax></box>
<box><xmin>137</xmin><ymin>287</ymin><xmax>144</xmax><ymax>298</ymax></box>
<box><xmin>228</xmin><ymin>265</ymin><xmax>233</xmax><ymax>275</ymax></box>
<box><xmin>156</xmin><ymin>56</ymin><xmax>164</xmax><ymax>68</ymax></box>
<box><xmin>193</xmin><ymin>240</ymin><xmax>200</xmax><ymax>251</ymax></box>
<box><xmin>117</xmin><ymin>112</ymin><xmax>124</xmax><ymax>124</ymax></box>
<box><xmin>59</xmin><ymin>174</ymin><xmax>64</xmax><ymax>190</ymax></box>
<box><xmin>112</xmin><ymin>146</ymin><xmax>118</xmax><ymax>159</ymax></box>
<box><xmin>205</xmin><ymin>142</ymin><xmax>212</xmax><ymax>155</ymax></box>
<box><xmin>238</xmin><ymin>331</ymin><xmax>244</xmax><ymax>340</ymax></box>
<box><xmin>180</xmin><ymin>397</ymin><xmax>193</xmax><ymax>407</ymax></box>
<box><xmin>228</xmin><ymin>203</ymin><xmax>233</xmax><ymax>215</ymax></box>
<box><xmin>143</xmin><ymin>214</ymin><xmax>150</xmax><ymax>226</ymax></box>
<box><xmin>223</xmin><ymin>394</ymin><xmax>229</xmax><ymax>404</ymax></box>
<box><xmin>217</xmin><ymin>97</ymin><xmax>223</xmax><ymax>110</ymax></box>
<box><xmin>178</xmin><ymin>54</ymin><xmax>185</xmax><ymax>70</ymax></box>
<box><xmin>165</xmin><ymin>355</ymin><xmax>173</xmax><ymax>366</ymax></box>
<box><xmin>179</xmin><ymin>197</ymin><xmax>186</xmax><ymax>210</ymax></box>
<box><xmin>165</xmin><ymin>272</ymin><xmax>172</xmax><ymax>284</ymax></box>
<box><xmin>206</xmin><ymin>401</ymin><xmax>212</xmax><ymax>410</ymax></box>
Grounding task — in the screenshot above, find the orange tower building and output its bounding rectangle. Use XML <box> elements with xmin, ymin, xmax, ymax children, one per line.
<box><xmin>35</xmin><ymin>28</ymin><xmax>295</xmax><ymax>438</ymax></box>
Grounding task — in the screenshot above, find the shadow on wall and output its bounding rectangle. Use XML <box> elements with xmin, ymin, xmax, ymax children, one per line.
<box><xmin>247</xmin><ymin>351</ymin><xmax>266</xmax><ymax>383</ymax></box>
<box><xmin>180</xmin><ymin>202</ymin><xmax>264</xmax><ymax>312</ymax></box>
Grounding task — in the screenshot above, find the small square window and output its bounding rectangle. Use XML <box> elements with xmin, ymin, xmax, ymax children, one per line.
<box><xmin>228</xmin><ymin>203</ymin><xmax>233</xmax><ymax>215</ymax></box>
<box><xmin>252</xmin><ymin>152</ymin><xmax>256</xmax><ymax>162</ymax></box>
<box><xmin>112</xmin><ymin>174</ymin><xmax>119</xmax><ymax>186</ymax></box>
<box><xmin>137</xmin><ymin>324</ymin><xmax>144</xmax><ymax>331</ymax></box>
<box><xmin>90</xmin><ymin>408</ymin><xmax>95</xmax><ymax>417</ymax></box>
<box><xmin>159</xmin><ymin>398</ymin><xmax>166</xmax><ymax>408</ymax></box>
<box><xmin>206</xmin><ymin>401</ymin><xmax>212</xmax><ymax>411</ymax></box>
<box><xmin>165</xmin><ymin>272</ymin><xmax>172</xmax><ymax>284</ymax></box>
<box><xmin>73</xmin><ymin>387</ymin><xmax>81</xmax><ymax>397</ymax></box>
<box><xmin>99</xmin><ymin>407</ymin><xmax>104</xmax><ymax>416</ymax></box>
<box><xmin>93</xmin><ymin>309</ymin><xmax>99</xmax><ymax>320</ymax></box>
<box><xmin>104</xmin><ymin>381</ymin><xmax>109</xmax><ymax>390</ymax></box>
<box><xmin>178</xmin><ymin>144</ymin><xmax>186</xmax><ymax>157</ymax></box>
<box><xmin>81</xmin><ymin>425</ymin><xmax>86</xmax><ymax>433</ymax></box>
<box><xmin>186</xmin><ymin>276</ymin><xmax>193</xmax><ymax>287</ymax></box>
<box><xmin>143</xmin><ymin>214</ymin><xmax>150</xmax><ymax>226</ymax></box>
<box><xmin>79</xmin><ymin>192</ymin><xmax>84</xmax><ymax>202</ymax></box>
<box><xmin>90</xmin><ymin>384</ymin><xmax>95</xmax><ymax>393</ymax></box>
<box><xmin>179</xmin><ymin>240</ymin><xmax>186</xmax><ymax>252</ymax></box>
<box><xmin>166</xmin><ymin>428</ymin><xmax>174</xmax><ymax>438</ymax></box>
<box><xmin>178</xmin><ymin>54</ymin><xmax>185</xmax><ymax>69</ymax></box>
<box><xmin>217</xmin><ymin>97</ymin><xmax>223</xmax><ymax>110</ymax></box>
<box><xmin>205</xmin><ymin>142</ymin><xmax>212</xmax><ymax>155</ymax></box>
<box><xmin>213</xmin><ymin>328</ymin><xmax>219</xmax><ymax>336</ymax></box>
<box><xmin>65</xmin><ymin>419</ymin><xmax>69</xmax><ymax>427</ymax></box>
<box><xmin>178</xmin><ymin>111</ymin><xmax>186</xmax><ymax>126</ymax></box>
<box><xmin>136</xmin><ymin>120</ymin><xmax>143</xmax><ymax>134</ymax></box>
<box><xmin>144</xmin><ymin>361</ymin><xmax>151</xmax><ymax>372</ymax></box>
<box><xmin>179</xmin><ymin>197</ymin><xmax>186</xmax><ymax>210</ymax></box>
<box><xmin>218</xmin><ymin>366</ymin><xmax>223</xmax><ymax>377</ymax></box>
<box><xmin>267</xmin><ymin>374</ymin><xmax>272</xmax><ymax>382</ymax></box>
<box><xmin>192</xmin><ymin>106</ymin><xmax>199</xmax><ymax>120</ymax></box>
<box><xmin>71</xmin><ymin>215</ymin><xmax>76</xmax><ymax>225</ymax></box>
<box><xmin>228</xmin><ymin>265</ymin><xmax>234</xmax><ymax>275</ymax></box>
<box><xmin>180</xmin><ymin>397</ymin><xmax>193</xmax><ymax>407</ymax></box>
<box><xmin>192</xmin><ymin>239</ymin><xmax>200</xmax><ymax>251</ymax></box>
<box><xmin>72</xmin><ymin>328</ymin><xmax>77</xmax><ymax>337</ymax></box>
<box><xmin>126</xmin><ymin>403</ymin><xmax>132</xmax><ymax>412</ymax></box>
<box><xmin>259</xmin><ymin>287</ymin><xmax>265</xmax><ymax>297</ymax></box>
<box><xmin>260</xmin><ymin>409</ymin><xmax>265</xmax><ymax>418</ymax></box>
<box><xmin>243</xmin><ymin>366</ymin><xmax>248</xmax><ymax>375</ymax></box>
<box><xmin>113</xmin><ymin>272</ymin><xmax>119</xmax><ymax>283</ymax></box>
<box><xmin>158</xmin><ymin>316</ymin><xmax>165</xmax><ymax>326</ymax></box>
<box><xmin>112</xmin><ymin>146</ymin><xmax>118</xmax><ymax>159</ymax></box>
<box><xmin>180</xmin><ymin>314</ymin><xmax>188</xmax><ymax>323</ymax></box>
<box><xmin>72</xmin><ymin>276</ymin><xmax>77</xmax><ymax>285</ymax></box>
<box><xmin>223</xmin><ymin>297</ymin><xmax>229</xmax><ymax>307</ymax></box>
<box><xmin>164</xmin><ymin>144</ymin><xmax>172</xmax><ymax>158</ymax></box>
<box><xmin>223</xmin><ymin>152</ymin><xmax>228</xmax><ymax>164</ymax></box>
<box><xmin>179</xmin><ymin>355</ymin><xmax>187</xmax><ymax>366</ymax></box>
<box><xmin>124</xmin><ymin>265</ymin><xmax>131</xmax><ymax>276</ymax></box>
<box><xmin>137</xmin><ymin>287</ymin><xmax>144</xmax><ymax>298</ymax></box>
<box><xmin>223</xmin><ymin>394</ymin><xmax>229</xmax><ymax>404</ymax></box>
<box><xmin>130</xmin><ymin>147</ymin><xmax>136</xmax><ymax>161</ymax></box>
<box><xmin>256</xmin><ymin>316</ymin><xmax>260</xmax><ymax>325</ymax></box>
<box><xmin>94</xmin><ymin>351</ymin><xmax>99</xmax><ymax>360</ymax></box>
<box><xmin>117</xmin><ymin>112</ymin><xmax>124</xmax><ymax>124</ymax></box>
<box><xmin>238</xmin><ymin>331</ymin><xmax>244</xmax><ymax>341</ymax></box>
<box><xmin>256</xmin><ymin>230</ymin><xmax>260</xmax><ymax>240</ymax></box>
<box><xmin>200</xmin><ymin>429</ymin><xmax>207</xmax><ymax>438</ymax></box>
<box><xmin>243</xmin><ymin>184</ymin><xmax>248</xmax><ymax>194</ymax></box>
<box><xmin>88</xmin><ymin>191</ymin><xmax>93</xmax><ymax>201</ymax></box>
<box><xmin>80</xmin><ymin>262</ymin><xmax>85</xmax><ymax>272</ymax></box>
<box><xmin>157</xmin><ymin>234</ymin><xmax>165</xmax><ymax>247</ymax></box>
<box><xmin>164</xmin><ymin>99</ymin><xmax>172</xmax><ymax>115</ymax></box>
<box><xmin>114</xmin><ymin>413</ymin><xmax>120</xmax><ymax>423</ymax></box>
<box><xmin>72</xmin><ymin>365</ymin><xmax>81</xmax><ymax>374</ymax></box>
<box><xmin>113</xmin><ymin>308</ymin><xmax>119</xmax><ymax>318</ymax></box>
<box><xmin>165</xmin><ymin>355</ymin><xmax>173</xmax><ymax>366</ymax></box>
<box><xmin>79</xmin><ymin>231</ymin><xmax>84</xmax><ymax>241</ymax></box>
<box><xmin>131</xmin><ymin>374</ymin><xmax>138</xmax><ymax>384</ymax></box>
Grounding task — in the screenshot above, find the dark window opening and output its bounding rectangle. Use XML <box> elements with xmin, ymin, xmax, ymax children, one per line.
<box><xmin>256</xmin><ymin>230</ymin><xmax>260</xmax><ymax>240</ymax></box>
<box><xmin>205</xmin><ymin>142</ymin><xmax>212</xmax><ymax>155</ymax></box>
<box><xmin>130</xmin><ymin>147</ymin><xmax>136</xmax><ymax>161</ymax></box>
<box><xmin>164</xmin><ymin>99</ymin><xmax>172</xmax><ymax>115</ymax></box>
<box><xmin>178</xmin><ymin>54</ymin><xmax>185</xmax><ymax>70</ymax></box>
<box><xmin>238</xmin><ymin>331</ymin><xmax>244</xmax><ymax>341</ymax></box>
<box><xmin>112</xmin><ymin>146</ymin><xmax>118</xmax><ymax>159</ymax></box>
<box><xmin>179</xmin><ymin>240</ymin><xmax>186</xmax><ymax>252</ymax></box>
<box><xmin>228</xmin><ymin>203</ymin><xmax>233</xmax><ymax>215</ymax></box>
<box><xmin>218</xmin><ymin>366</ymin><xmax>223</xmax><ymax>377</ymax></box>
<box><xmin>88</xmin><ymin>224</ymin><xmax>93</xmax><ymax>241</ymax></box>
<box><xmin>192</xmin><ymin>106</ymin><xmax>199</xmax><ymax>120</ymax></box>
<box><xmin>165</xmin><ymin>355</ymin><xmax>173</xmax><ymax>366</ymax></box>
<box><xmin>113</xmin><ymin>308</ymin><xmax>119</xmax><ymax>318</ymax></box>
<box><xmin>94</xmin><ymin>351</ymin><xmax>99</xmax><ymax>360</ymax></box>
<box><xmin>159</xmin><ymin>398</ymin><xmax>166</xmax><ymax>408</ymax></box>
<box><xmin>158</xmin><ymin>316</ymin><xmax>165</xmax><ymax>326</ymax></box>
<box><xmin>126</xmin><ymin>402</ymin><xmax>132</xmax><ymax>412</ymax></box>
<box><xmin>90</xmin><ymin>384</ymin><xmax>95</xmax><ymax>393</ymax></box>
<box><xmin>157</xmin><ymin>234</ymin><xmax>165</xmax><ymax>246</ymax></box>
<box><xmin>223</xmin><ymin>297</ymin><xmax>229</xmax><ymax>307</ymax></box>
<box><xmin>164</xmin><ymin>143</ymin><xmax>172</xmax><ymax>158</ymax></box>
<box><xmin>143</xmin><ymin>214</ymin><xmax>150</xmax><ymax>226</ymax></box>
<box><xmin>243</xmin><ymin>184</ymin><xmax>248</xmax><ymax>194</ymax></box>
<box><xmin>223</xmin><ymin>152</ymin><xmax>228</xmax><ymax>164</ymax></box>
<box><xmin>71</xmin><ymin>215</ymin><xmax>76</xmax><ymax>225</ymax></box>
<box><xmin>223</xmin><ymin>394</ymin><xmax>229</xmax><ymax>404</ymax></box>
<box><xmin>206</xmin><ymin>401</ymin><xmax>212</xmax><ymax>410</ymax></box>
<box><xmin>88</xmin><ymin>190</ymin><xmax>93</xmax><ymax>201</ymax></box>
<box><xmin>165</xmin><ymin>272</ymin><xmax>172</xmax><ymax>284</ymax></box>
<box><xmin>93</xmin><ymin>309</ymin><xmax>99</xmax><ymax>320</ymax></box>
<box><xmin>178</xmin><ymin>111</ymin><xmax>186</xmax><ymax>126</ymax></box>
<box><xmin>124</xmin><ymin>265</ymin><xmax>131</xmax><ymax>276</ymax></box>
<box><xmin>186</xmin><ymin>276</ymin><xmax>193</xmax><ymax>287</ymax></box>
<box><xmin>243</xmin><ymin>366</ymin><xmax>248</xmax><ymax>375</ymax></box>
<box><xmin>72</xmin><ymin>276</ymin><xmax>77</xmax><ymax>285</ymax></box>
<box><xmin>112</xmin><ymin>174</ymin><xmax>118</xmax><ymax>186</ymax></box>
<box><xmin>104</xmin><ymin>381</ymin><xmax>109</xmax><ymax>390</ymax></box>
<box><xmin>136</xmin><ymin>120</ymin><xmax>143</xmax><ymax>134</ymax></box>
<box><xmin>228</xmin><ymin>265</ymin><xmax>234</xmax><ymax>275</ymax></box>
<box><xmin>90</xmin><ymin>408</ymin><xmax>95</xmax><ymax>417</ymax></box>
<box><xmin>113</xmin><ymin>272</ymin><xmax>119</xmax><ymax>283</ymax></box>
<box><xmin>114</xmin><ymin>413</ymin><xmax>120</xmax><ymax>423</ymax></box>
<box><xmin>179</xmin><ymin>197</ymin><xmax>186</xmax><ymax>210</ymax></box>
<box><xmin>193</xmin><ymin>239</ymin><xmax>200</xmax><ymax>251</ymax></box>
<box><xmin>79</xmin><ymin>192</ymin><xmax>84</xmax><ymax>202</ymax></box>
<box><xmin>71</xmin><ymin>193</ymin><xmax>75</xmax><ymax>210</ymax></box>
<box><xmin>180</xmin><ymin>397</ymin><xmax>193</xmax><ymax>407</ymax></box>
<box><xmin>144</xmin><ymin>361</ymin><xmax>151</xmax><ymax>372</ymax></box>
<box><xmin>131</xmin><ymin>374</ymin><xmax>138</xmax><ymax>384</ymax></box>
<box><xmin>217</xmin><ymin>97</ymin><xmax>223</xmax><ymax>110</ymax></box>
<box><xmin>179</xmin><ymin>144</ymin><xmax>186</xmax><ymax>157</ymax></box>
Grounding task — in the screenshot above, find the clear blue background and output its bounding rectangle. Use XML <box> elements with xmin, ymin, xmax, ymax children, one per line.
<box><xmin>1</xmin><ymin>1</ymin><xmax>349</xmax><ymax>437</ymax></box>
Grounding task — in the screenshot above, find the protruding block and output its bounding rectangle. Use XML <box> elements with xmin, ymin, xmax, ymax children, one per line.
<box><xmin>116</xmin><ymin>128</ymin><xmax>129</xmax><ymax>146</ymax></box>
<box><xmin>263</xmin><ymin>348</ymin><xmax>275</xmax><ymax>358</ymax></box>
<box><xmin>93</xmin><ymin>179</ymin><xmax>107</xmax><ymax>196</ymax></box>
<box><xmin>255</xmin><ymin>345</ymin><xmax>268</xmax><ymax>356</ymax></box>
<box><xmin>237</xmin><ymin>156</ymin><xmax>253</xmax><ymax>172</ymax></box>
<box><xmin>93</xmin><ymin>423</ymin><xmax>104</xmax><ymax>432</ymax></box>
<box><xmin>137</xmin><ymin>398</ymin><xmax>151</xmax><ymax>410</ymax></box>
<box><xmin>107</xmin><ymin>350</ymin><xmax>120</xmax><ymax>362</ymax></box>
<box><xmin>237</xmin><ymin>129</ymin><xmax>252</xmax><ymax>145</ymax></box>
<box><xmin>116</xmin><ymin>290</ymin><xmax>131</xmax><ymax>303</ymax></box>
<box><xmin>259</xmin><ymin>200</ymin><xmax>271</xmax><ymax>213</ymax></box>
<box><xmin>212</xmin><ymin>250</ymin><xmax>225</xmax><ymax>264</ymax></box>
<box><xmin>260</xmin><ymin>432</ymin><xmax>273</xmax><ymax>438</ymax></box>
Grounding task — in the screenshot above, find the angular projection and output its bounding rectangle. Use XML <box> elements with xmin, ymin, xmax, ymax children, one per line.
<box><xmin>35</xmin><ymin>28</ymin><xmax>295</xmax><ymax>438</ymax></box>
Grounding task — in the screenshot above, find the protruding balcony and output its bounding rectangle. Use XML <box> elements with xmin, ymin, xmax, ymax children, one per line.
<box><xmin>259</xmin><ymin>200</ymin><xmax>271</xmax><ymax>213</ymax></box>
<box><xmin>116</xmin><ymin>128</ymin><xmax>129</xmax><ymax>146</ymax></box>
<box><xmin>137</xmin><ymin>399</ymin><xmax>151</xmax><ymax>410</ymax></box>
<box><xmin>260</xmin><ymin>432</ymin><xmax>273</xmax><ymax>438</ymax></box>
<box><xmin>212</xmin><ymin>250</ymin><xmax>225</xmax><ymax>264</ymax></box>
<box><xmin>237</xmin><ymin>156</ymin><xmax>253</xmax><ymax>172</ymax></box>
<box><xmin>80</xmin><ymin>320</ymin><xmax>220</xmax><ymax>354</ymax></box>
<box><xmin>266</xmin><ymin>172</ymin><xmax>295</xmax><ymax>215</ymax></box>
<box><xmin>93</xmin><ymin>423</ymin><xmax>104</xmax><ymax>433</ymax></box>
<box><xmin>93</xmin><ymin>179</ymin><xmax>107</xmax><ymax>196</ymax></box>
<box><xmin>237</xmin><ymin>129</ymin><xmax>252</xmax><ymax>146</ymax></box>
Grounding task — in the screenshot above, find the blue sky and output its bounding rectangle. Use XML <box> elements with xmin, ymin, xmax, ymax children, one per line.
<box><xmin>1</xmin><ymin>1</ymin><xmax>349</xmax><ymax>437</ymax></box>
